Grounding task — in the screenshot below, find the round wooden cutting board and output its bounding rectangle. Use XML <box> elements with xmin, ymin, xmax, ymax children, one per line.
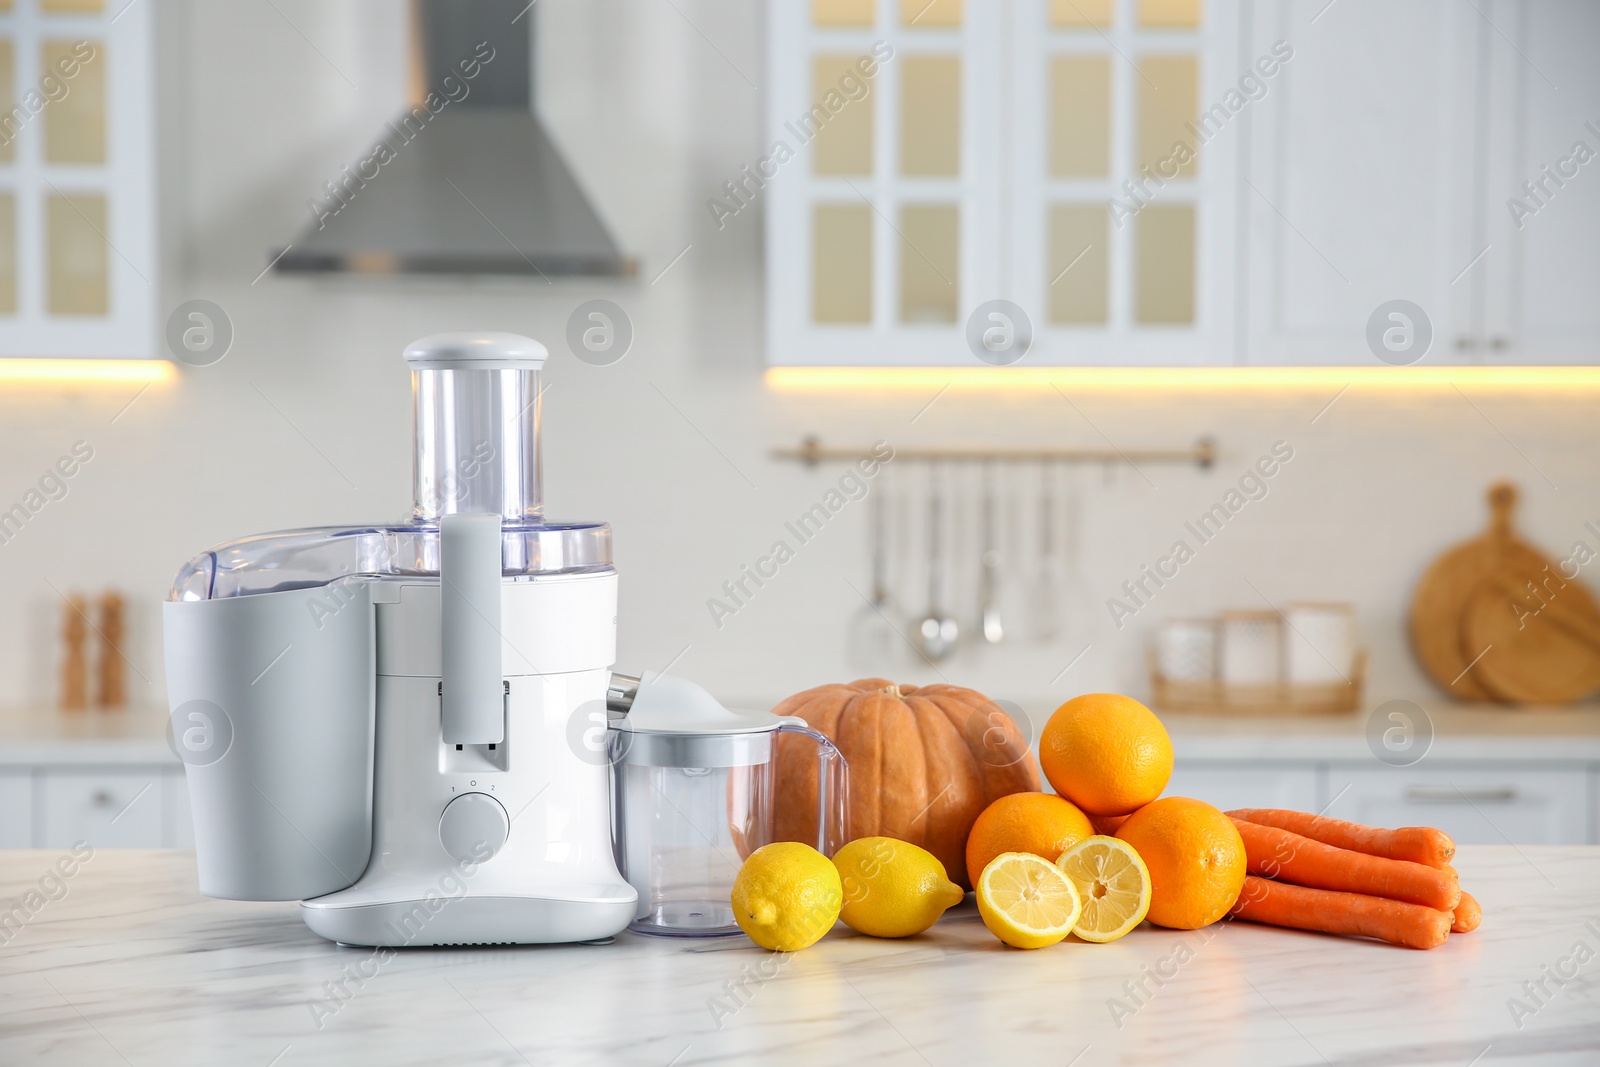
<box><xmin>1461</xmin><ymin>566</ymin><xmax>1600</xmax><ymax>704</ymax></box>
<box><xmin>1408</xmin><ymin>483</ymin><xmax>1550</xmax><ymax>700</ymax></box>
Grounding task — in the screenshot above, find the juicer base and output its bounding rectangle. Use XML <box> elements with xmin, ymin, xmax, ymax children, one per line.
<box><xmin>300</xmin><ymin>889</ymin><xmax>636</xmax><ymax>948</ymax></box>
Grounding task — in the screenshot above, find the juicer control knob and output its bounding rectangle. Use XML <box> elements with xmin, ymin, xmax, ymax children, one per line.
<box><xmin>438</xmin><ymin>792</ymin><xmax>509</xmax><ymax>864</ymax></box>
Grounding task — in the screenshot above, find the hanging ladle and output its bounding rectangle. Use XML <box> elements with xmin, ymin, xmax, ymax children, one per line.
<box><xmin>916</xmin><ymin>463</ymin><xmax>959</xmax><ymax>662</ymax></box>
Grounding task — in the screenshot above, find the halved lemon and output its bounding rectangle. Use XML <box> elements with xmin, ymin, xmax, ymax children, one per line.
<box><xmin>1055</xmin><ymin>835</ymin><xmax>1151</xmax><ymax>943</ymax></box>
<box><xmin>976</xmin><ymin>851</ymin><xmax>1082</xmax><ymax>949</ymax></box>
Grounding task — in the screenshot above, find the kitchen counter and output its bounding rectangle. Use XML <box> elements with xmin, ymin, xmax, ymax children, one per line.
<box><xmin>4</xmin><ymin>702</ymin><xmax>1599</xmax><ymax>765</ymax></box>
<box><xmin>1159</xmin><ymin>703</ymin><xmax>1600</xmax><ymax>761</ymax></box>
<box><xmin>0</xmin><ymin>706</ymin><xmax>174</xmax><ymax>766</ymax></box>
<box><xmin>2</xmin><ymin>848</ymin><xmax>1597</xmax><ymax>1065</ymax></box>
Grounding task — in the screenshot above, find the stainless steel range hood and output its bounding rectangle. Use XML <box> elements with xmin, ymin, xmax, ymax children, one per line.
<box><xmin>275</xmin><ymin>0</ymin><xmax>633</xmax><ymax>277</ymax></box>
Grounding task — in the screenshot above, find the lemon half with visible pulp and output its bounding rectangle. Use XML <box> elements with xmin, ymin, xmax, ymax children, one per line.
<box><xmin>976</xmin><ymin>852</ymin><xmax>1082</xmax><ymax>950</ymax></box>
<box><xmin>1056</xmin><ymin>835</ymin><xmax>1151</xmax><ymax>943</ymax></box>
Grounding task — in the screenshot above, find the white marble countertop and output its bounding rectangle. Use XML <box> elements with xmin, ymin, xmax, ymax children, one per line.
<box><xmin>0</xmin><ymin>706</ymin><xmax>175</xmax><ymax>766</ymax></box>
<box><xmin>2</xmin><ymin>848</ymin><xmax>1597</xmax><ymax>1065</ymax></box>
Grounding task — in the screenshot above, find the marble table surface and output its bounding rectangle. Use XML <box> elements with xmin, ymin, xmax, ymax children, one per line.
<box><xmin>2</xmin><ymin>847</ymin><xmax>1598</xmax><ymax>1066</ymax></box>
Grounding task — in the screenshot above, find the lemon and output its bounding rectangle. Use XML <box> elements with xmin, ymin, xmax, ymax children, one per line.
<box><xmin>975</xmin><ymin>852</ymin><xmax>1082</xmax><ymax>950</ymax></box>
<box><xmin>1055</xmin><ymin>835</ymin><xmax>1152</xmax><ymax>943</ymax></box>
<box><xmin>731</xmin><ymin>842</ymin><xmax>842</xmax><ymax>951</ymax></box>
<box><xmin>833</xmin><ymin>836</ymin><xmax>965</xmax><ymax>938</ymax></box>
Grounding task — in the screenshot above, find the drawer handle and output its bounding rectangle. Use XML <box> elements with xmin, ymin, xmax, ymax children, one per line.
<box><xmin>1405</xmin><ymin>786</ymin><xmax>1516</xmax><ymax>804</ymax></box>
<box><xmin>92</xmin><ymin>790</ymin><xmax>116</xmax><ymax>808</ymax></box>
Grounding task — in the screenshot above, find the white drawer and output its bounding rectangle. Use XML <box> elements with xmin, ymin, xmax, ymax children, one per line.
<box><xmin>40</xmin><ymin>769</ymin><xmax>166</xmax><ymax>849</ymax></box>
<box><xmin>0</xmin><ymin>771</ymin><xmax>32</xmax><ymax>847</ymax></box>
<box><xmin>1323</xmin><ymin>763</ymin><xmax>1591</xmax><ymax>846</ymax></box>
<box><xmin>1164</xmin><ymin>763</ymin><xmax>1319</xmax><ymax>814</ymax></box>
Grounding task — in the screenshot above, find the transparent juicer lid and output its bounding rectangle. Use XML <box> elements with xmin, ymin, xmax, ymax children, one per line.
<box><xmin>169</xmin><ymin>333</ymin><xmax>611</xmax><ymax>602</ymax></box>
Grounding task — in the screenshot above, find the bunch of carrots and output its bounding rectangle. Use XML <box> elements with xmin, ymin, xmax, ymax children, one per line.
<box><xmin>1224</xmin><ymin>808</ymin><xmax>1481</xmax><ymax>951</ymax></box>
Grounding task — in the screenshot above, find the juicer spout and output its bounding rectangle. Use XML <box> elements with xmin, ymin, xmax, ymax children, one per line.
<box><xmin>605</xmin><ymin>673</ymin><xmax>642</xmax><ymax>713</ymax></box>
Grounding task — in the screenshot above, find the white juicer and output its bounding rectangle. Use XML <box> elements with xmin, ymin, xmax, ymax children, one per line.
<box><xmin>163</xmin><ymin>333</ymin><xmax>725</xmax><ymax>946</ymax></box>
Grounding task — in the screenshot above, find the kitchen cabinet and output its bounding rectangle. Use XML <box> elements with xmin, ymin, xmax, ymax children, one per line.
<box><xmin>1008</xmin><ymin>0</ymin><xmax>1241</xmax><ymax>366</ymax></box>
<box><xmin>41</xmin><ymin>769</ymin><xmax>165</xmax><ymax>849</ymax></box>
<box><xmin>1322</xmin><ymin>762</ymin><xmax>1592</xmax><ymax>847</ymax></box>
<box><xmin>767</xmin><ymin>0</ymin><xmax>1600</xmax><ymax>366</ymax></box>
<box><xmin>1240</xmin><ymin>0</ymin><xmax>1478</xmax><ymax>365</ymax></box>
<box><xmin>0</xmin><ymin>771</ymin><xmax>31</xmax><ymax>847</ymax></box>
<box><xmin>0</xmin><ymin>766</ymin><xmax>189</xmax><ymax>849</ymax></box>
<box><xmin>0</xmin><ymin>0</ymin><xmax>156</xmax><ymax>359</ymax></box>
<box><xmin>1475</xmin><ymin>0</ymin><xmax>1600</xmax><ymax>363</ymax></box>
<box><xmin>1164</xmin><ymin>760</ymin><xmax>1318</xmax><ymax>813</ymax></box>
<box><xmin>1242</xmin><ymin>0</ymin><xmax>1600</xmax><ymax>366</ymax></box>
<box><xmin>1167</xmin><ymin>755</ymin><xmax>1597</xmax><ymax>845</ymax></box>
<box><xmin>766</xmin><ymin>0</ymin><xmax>1241</xmax><ymax>367</ymax></box>
<box><xmin>0</xmin><ymin>708</ymin><xmax>192</xmax><ymax>848</ymax></box>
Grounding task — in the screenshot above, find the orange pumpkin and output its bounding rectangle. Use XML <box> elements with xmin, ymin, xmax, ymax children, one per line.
<box><xmin>768</xmin><ymin>678</ymin><xmax>1041</xmax><ymax>890</ymax></box>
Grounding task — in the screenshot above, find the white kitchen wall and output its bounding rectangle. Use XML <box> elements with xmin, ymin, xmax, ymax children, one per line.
<box><xmin>0</xmin><ymin>0</ymin><xmax>1595</xmax><ymax>732</ymax></box>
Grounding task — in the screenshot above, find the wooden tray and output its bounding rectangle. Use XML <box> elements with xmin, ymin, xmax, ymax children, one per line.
<box><xmin>1149</xmin><ymin>651</ymin><xmax>1366</xmax><ymax>716</ymax></box>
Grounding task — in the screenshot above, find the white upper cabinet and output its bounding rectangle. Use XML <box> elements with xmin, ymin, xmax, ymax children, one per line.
<box><xmin>767</xmin><ymin>0</ymin><xmax>1003</xmax><ymax>366</ymax></box>
<box><xmin>766</xmin><ymin>0</ymin><xmax>1600</xmax><ymax>366</ymax></box>
<box><xmin>0</xmin><ymin>0</ymin><xmax>156</xmax><ymax>359</ymax></box>
<box><xmin>1243</xmin><ymin>0</ymin><xmax>1600</xmax><ymax>367</ymax></box>
<box><xmin>1477</xmin><ymin>0</ymin><xmax>1600</xmax><ymax>364</ymax></box>
<box><xmin>1240</xmin><ymin>0</ymin><xmax>1478</xmax><ymax>365</ymax></box>
<box><xmin>767</xmin><ymin>0</ymin><xmax>1239</xmax><ymax>367</ymax></box>
<box><xmin>1010</xmin><ymin>0</ymin><xmax>1241</xmax><ymax>365</ymax></box>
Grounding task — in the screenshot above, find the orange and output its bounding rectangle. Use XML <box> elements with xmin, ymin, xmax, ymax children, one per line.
<box><xmin>1114</xmin><ymin>796</ymin><xmax>1245</xmax><ymax>930</ymax></box>
<box><xmin>964</xmin><ymin>792</ymin><xmax>1094</xmax><ymax>888</ymax></box>
<box><xmin>1039</xmin><ymin>693</ymin><xmax>1173</xmax><ymax>816</ymax></box>
<box><xmin>1089</xmin><ymin>812</ymin><xmax>1130</xmax><ymax>836</ymax></box>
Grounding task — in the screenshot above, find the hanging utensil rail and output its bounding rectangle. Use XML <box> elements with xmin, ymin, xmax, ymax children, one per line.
<box><xmin>772</xmin><ymin>435</ymin><xmax>1217</xmax><ymax>468</ymax></box>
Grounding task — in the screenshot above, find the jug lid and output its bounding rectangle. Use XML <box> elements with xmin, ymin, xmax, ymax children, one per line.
<box><xmin>613</xmin><ymin>672</ymin><xmax>801</xmax><ymax>736</ymax></box>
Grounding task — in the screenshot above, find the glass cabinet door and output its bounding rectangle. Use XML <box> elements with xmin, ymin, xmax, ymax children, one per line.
<box><xmin>766</xmin><ymin>0</ymin><xmax>1235</xmax><ymax>367</ymax></box>
<box><xmin>767</xmin><ymin>0</ymin><xmax>1002</xmax><ymax>366</ymax></box>
<box><xmin>0</xmin><ymin>0</ymin><xmax>155</xmax><ymax>359</ymax></box>
<box><xmin>1006</xmin><ymin>0</ymin><xmax>1238</xmax><ymax>366</ymax></box>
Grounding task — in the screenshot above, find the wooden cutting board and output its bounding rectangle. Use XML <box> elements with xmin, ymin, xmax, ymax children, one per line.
<box><xmin>1409</xmin><ymin>483</ymin><xmax>1550</xmax><ymax>699</ymax></box>
<box><xmin>1461</xmin><ymin>565</ymin><xmax>1600</xmax><ymax>704</ymax></box>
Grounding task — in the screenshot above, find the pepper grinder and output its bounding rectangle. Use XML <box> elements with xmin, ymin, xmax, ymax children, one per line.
<box><xmin>96</xmin><ymin>591</ymin><xmax>127</xmax><ymax>709</ymax></box>
<box><xmin>59</xmin><ymin>595</ymin><xmax>89</xmax><ymax>711</ymax></box>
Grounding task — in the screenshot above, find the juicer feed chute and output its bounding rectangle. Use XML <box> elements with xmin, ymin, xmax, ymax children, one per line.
<box><xmin>407</xmin><ymin>331</ymin><xmax>544</xmax><ymax>524</ymax></box>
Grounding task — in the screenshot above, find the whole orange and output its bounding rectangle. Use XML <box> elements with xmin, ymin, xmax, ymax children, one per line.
<box><xmin>1039</xmin><ymin>693</ymin><xmax>1173</xmax><ymax>816</ymax></box>
<box><xmin>964</xmin><ymin>792</ymin><xmax>1094</xmax><ymax>887</ymax></box>
<box><xmin>1089</xmin><ymin>812</ymin><xmax>1131</xmax><ymax>836</ymax></box>
<box><xmin>1115</xmin><ymin>797</ymin><xmax>1245</xmax><ymax>929</ymax></box>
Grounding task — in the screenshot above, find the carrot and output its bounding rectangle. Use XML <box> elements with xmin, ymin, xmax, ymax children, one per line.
<box><xmin>1452</xmin><ymin>891</ymin><xmax>1482</xmax><ymax>934</ymax></box>
<box><xmin>1231</xmin><ymin>818</ymin><xmax>1461</xmax><ymax>911</ymax></box>
<box><xmin>1227</xmin><ymin>808</ymin><xmax>1455</xmax><ymax>868</ymax></box>
<box><xmin>1230</xmin><ymin>875</ymin><xmax>1451</xmax><ymax>950</ymax></box>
